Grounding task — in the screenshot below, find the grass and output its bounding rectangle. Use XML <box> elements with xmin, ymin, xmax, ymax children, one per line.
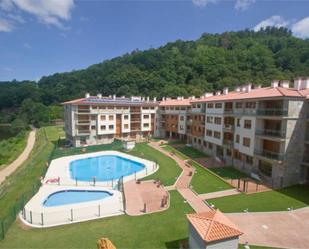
<box><xmin>161</xmin><ymin>144</ymin><xmax>190</xmax><ymax>160</ymax></box>
<box><xmin>208</xmin><ymin>185</ymin><xmax>309</xmax><ymax>212</ymax></box>
<box><xmin>190</xmin><ymin>161</ymin><xmax>232</xmax><ymax>194</ymax></box>
<box><xmin>128</xmin><ymin>143</ymin><xmax>182</xmax><ymax>186</ymax></box>
<box><xmin>0</xmin><ymin>191</ymin><xmax>194</xmax><ymax>249</ymax></box>
<box><xmin>209</xmin><ymin>167</ymin><xmax>249</xmax><ymax>180</ymax></box>
<box><xmin>0</xmin><ymin>131</ymin><xmax>29</xmax><ymax>168</ymax></box>
<box><xmin>173</xmin><ymin>145</ymin><xmax>208</xmax><ymax>159</ymax></box>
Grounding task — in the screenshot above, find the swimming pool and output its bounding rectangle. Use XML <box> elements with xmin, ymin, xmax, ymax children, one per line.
<box><xmin>43</xmin><ymin>190</ymin><xmax>113</xmax><ymax>207</ymax></box>
<box><xmin>69</xmin><ymin>155</ymin><xmax>145</xmax><ymax>181</ymax></box>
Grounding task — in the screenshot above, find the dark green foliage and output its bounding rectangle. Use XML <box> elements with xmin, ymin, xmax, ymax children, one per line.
<box><xmin>0</xmin><ymin>28</ymin><xmax>308</xmax><ymax>109</ymax></box>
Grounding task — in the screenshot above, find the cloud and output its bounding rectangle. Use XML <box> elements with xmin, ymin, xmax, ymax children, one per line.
<box><xmin>192</xmin><ymin>0</ymin><xmax>220</xmax><ymax>8</ymax></box>
<box><xmin>235</xmin><ymin>0</ymin><xmax>255</xmax><ymax>11</ymax></box>
<box><xmin>292</xmin><ymin>16</ymin><xmax>309</xmax><ymax>38</ymax></box>
<box><xmin>254</xmin><ymin>15</ymin><xmax>289</xmax><ymax>31</ymax></box>
<box><xmin>0</xmin><ymin>0</ymin><xmax>74</xmax><ymax>30</ymax></box>
<box><xmin>0</xmin><ymin>19</ymin><xmax>12</xmax><ymax>32</ymax></box>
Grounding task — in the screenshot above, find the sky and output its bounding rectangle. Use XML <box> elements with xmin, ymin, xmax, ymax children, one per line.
<box><xmin>0</xmin><ymin>0</ymin><xmax>308</xmax><ymax>81</ymax></box>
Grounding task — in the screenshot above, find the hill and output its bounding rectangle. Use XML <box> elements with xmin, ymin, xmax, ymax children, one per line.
<box><xmin>1</xmin><ymin>27</ymin><xmax>309</xmax><ymax>109</ymax></box>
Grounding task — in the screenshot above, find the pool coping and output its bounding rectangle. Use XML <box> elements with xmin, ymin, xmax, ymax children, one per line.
<box><xmin>44</xmin><ymin>150</ymin><xmax>159</xmax><ymax>187</ymax></box>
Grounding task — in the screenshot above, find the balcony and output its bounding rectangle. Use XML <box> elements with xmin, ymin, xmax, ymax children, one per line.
<box><xmin>223</xmin><ymin>139</ymin><xmax>233</xmax><ymax>147</ymax></box>
<box><xmin>76</xmin><ymin>120</ymin><xmax>90</xmax><ymax>125</ymax></box>
<box><xmin>224</xmin><ymin>109</ymin><xmax>234</xmax><ymax>115</ymax></box>
<box><xmin>256</xmin><ymin>129</ymin><xmax>285</xmax><ymax>139</ymax></box>
<box><xmin>256</xmin><ymin>108</ymin><xmax>288</xmax><ymax>116</ymax></box>
<box><xmin>254</xmin><ymin>149</ymin><xmax>284</xmax><ymax>161</ymax></box>
<box><xmin>77</xmin><ymin>130</ymin><xmax>90</xmax><ymax>135</ymax></box>
<box><xmin>223</xmin><ymin>124</ymin><xmax>234</xmax><ymax>131</ymax></box>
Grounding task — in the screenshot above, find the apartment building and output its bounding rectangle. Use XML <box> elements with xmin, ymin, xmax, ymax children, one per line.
<box><xmin>63</xmin><ymin>77</ymin><xmax>309</xmax><ymax>188</ymax></box>
<box><xmin>188</xmin><ymin>78</ymin><xmax>309</xmax><ymax>188</ymax></box>
<box><xmin>63</xmin><ymin>94</ymin><xmax>158</xmax><ymax>147</ymax></box>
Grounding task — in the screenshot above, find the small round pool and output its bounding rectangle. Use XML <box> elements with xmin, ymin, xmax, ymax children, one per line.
<box><xmin>69</xmin><ymin>155</ymin><xmax>145</xmax><ymax>181</ymax></box>
<box><xmin>43</xmin><ymin>190</ymin><xmax>113</xmax><ymax>207</ymax></box>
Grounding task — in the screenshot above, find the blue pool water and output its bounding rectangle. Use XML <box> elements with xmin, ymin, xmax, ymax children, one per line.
<box><xmin>70</xmin><ymin>155</ymin><xmax>145</xmax><ymax>181</ymax></box>
<box><xmin>43</xmin><ymin>190</ymin><xmax>112</xmax><ymax>207</ymax></box>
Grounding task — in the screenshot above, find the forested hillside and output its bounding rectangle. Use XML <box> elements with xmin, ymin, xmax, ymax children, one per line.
<box><xmin>1</xmin><ymin>27</ymin><xmax>309</xmax><ymax>110</ymax></box>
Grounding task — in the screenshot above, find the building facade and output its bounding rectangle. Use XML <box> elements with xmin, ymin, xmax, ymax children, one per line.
<box><xmin>63</xmin><ymin>77</ymin><xmax>309</xmax><ymax>188</ymax></box>
<box><xmin>63</xmin><ymin>95</ymin><xmax>158</xmax><ymax>147</ymax></box>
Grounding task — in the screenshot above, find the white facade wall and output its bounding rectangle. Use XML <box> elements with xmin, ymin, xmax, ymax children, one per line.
<box><xmin>122</xmin><ymin>113</ymin><xmax>131</xmax><ymax>133</ymax></box>
<box><xmin>204</xmin><ymin>117</ymin><xmax>223</xmax><ymax>146</ymax></box>
<box><xmin>178</xmin><ymin>113</ymin><xmax>187</xmax><ymax>134</ymax></box>
<box><xmin>97</xmin><ymin>114</ymin><xmax>116</xmax><ymax>135</ymax></box>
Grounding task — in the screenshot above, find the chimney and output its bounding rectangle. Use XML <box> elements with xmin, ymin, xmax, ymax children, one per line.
<box><xmin>121</xmin><ymin>96</ymin><xmax>125</xmax><ymax>98</ymax></box>
<box><xmin>147</xmin><ymin>96</ymin><xmax>150</xmax><ymax>102</ymax></box>
<box><xmin>162</xmin><ymin>97</ymin><xmax>166</xmax><ymax>101</ymax></box>
<box><xmin>271</xmin><ymin>80</ymin><xmax>279</xmax><ymax>88</ymax></box>
<box><xmin>177</xmin><ymin>96</ymin><xmax>181</xmax><ymax>100</ymax></box>
<box><xmin>204</xmin><ymin>92</ymin><xmax>214</xmax><ymax>98</ymax></box>
<box><xmin>245</xmin><ymin>83</ymin><xmax>252</xmax><ymax>93</ymax></box>
<box><xmin>85</xmin><ymin>93</ymin><xmax>90</xmax><ymax>98</ymax></box>
<box><xmin>223</xmin><ymin>87</ymin><xmax>228</xmax><ymax>95</ymax></box>
<box><xmin>191</xmin><ymin>96</ymin><xmax>196</xmax><ymax>100</ymax></box>
<box><xmin>235</xmin><ymin>87</ymin><xmax>241</xmax><ymax>92</ymax></box>
<box><xmin>280</xmin><ymin>80</ymin><xmax>290</xmax><ymax>88</ymax></box>
<box><xmin>154</xmin><ymin>97</ymin><xmax>157</xmax><ymax>102</ymax></box>
<box><xmin>294</xmin><ymin>77</ymin><xmax>309</xmax><ymax>90</ymax></box>
<box><xmin>113</xmin><ymin>94</ymin><xmax>116</xmax><ymax>99</ymax></box>
<box><xmin>97</xmin><ymin>93</ymin><xmax>102</xmax><ymax>98</ymax></box>
<box><xmin>215</xmin><ymin>91</ymin><xmax>221</xmax><ymax>96</ymax></box>
<box><xmin>255</xmin><ymin>85</ymin><xmax>261</xmax><ymax>89</ymax></box>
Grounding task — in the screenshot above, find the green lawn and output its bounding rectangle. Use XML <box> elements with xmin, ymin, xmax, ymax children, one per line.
<box><xmin>190</xmin><ymin>161</ymin><xmax>232</xmax><ymax>194</ymax></box>
<box><xmin>209</xmin><ymin>166</ymin><xmax>249</xmax><ymax>180</ymax></box>
<box><xmin>0</xmin><ymin>191</ymin><xmax>194</xmax><ymax>249</ymax></box>
<box><xmin>161</xmin><ymin>144</ymin><xmax>190</xmax><ymax>160</ymax></box>
<box><xmin>129</xmin><ymin>143</ymin><xmax>182</xmax><ymax>186</ymax></box>
<box><xmin>0</xmin><ymin>130</ymin><xmax>29</xmax><ymax>168</ymax></box>
<box><xmin>0</xmin><ymin>126</ymin><xmax>60</xmax><ymax>238</ymax></box>
<box><xmin>172</xmin><ymin>145</ymin><xmax>208</xmax><ymax>159</ymax></box>
<box><xmin>208</xmin><ymin>185</ymin><xmax>309</xmax><ymax>212</ymax></box>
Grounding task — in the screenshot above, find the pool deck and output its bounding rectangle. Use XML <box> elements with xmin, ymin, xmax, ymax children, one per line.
<box><xmin>124</xmin><ymin>180</ymin><xmax>169</xmax><ymax>216</ymax></box>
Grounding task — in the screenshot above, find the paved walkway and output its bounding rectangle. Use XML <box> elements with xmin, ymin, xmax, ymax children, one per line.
<box><xmin>0</xmin><ymin>129</ymin><xmax>36</xmax><ymax>184</ymax></box>
<box><xmin>149</xmin><ymin>141</ymin><xmax>212</xmax><ymax>212</ymax></box>
<box><xmin>124</xmin><ymin>180</ymin><xmax>169</xmax><ymax>216</ymax></box>
<box><xmin>199</xmin><ymin>189</ymin><xmax>240</xmax><ymax>200</ymax></box>
<box><xmin>227</xmin><ymin>207</ymin><xmax>309</xmax><ymax>249</ymax></box>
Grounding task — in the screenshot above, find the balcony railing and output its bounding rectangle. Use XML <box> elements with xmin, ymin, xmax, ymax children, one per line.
<box><xmin>223</xmin><ymin>139</ymin><xmax>233</xmax><ymax>146</ymax></box>
<box><xmin>76</xmin><ymin>120</ymin><xmax>90</xmax><ymax>125</ymax></box>
<box><xmin>255</xmin><ymin>129</ymin><xmax>285</xmax><ymax>138</ymax></box>
<box><xmin>224</xmin><ymin>109</ymin><xmax>233</xmax><ymax>114</ymax></box>
<box><xmin>77</xmin><ymin>130</ymin><xmax>90</xmax><ymax>135</ymax></box>
<box><xmin>223</xmin><ymin>124</ymin><xmax>234</xmax><ymax>131</ymax></box>
<box><xmin>254</xmin><ymin>149</ymin><xmax>284</xmax><ymax>161</ymax></box>
<box><xmin>77</xmin><ymin>109</ymin><xmax>90</xmax><ymax>113</ymax></box>
<box><xmin>256</xmin><ymin>109</ymin><xmax>288</xmax><ymax>116</ymax></box>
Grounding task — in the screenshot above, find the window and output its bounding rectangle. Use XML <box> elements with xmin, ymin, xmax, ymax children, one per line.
<box><xmin>206</xmin><ymin>116</ymin><xmax>213</xmax><ymax>123</ymax></box>
<box><xmin>246</xmin><ymin>156</ymin><xmax>253</xmax><ymax>165</ymax></box>
<box><xmin>245</xmin><ymin>102</ymin><xmax>256</xmax><ymax>109</ymax></box>
<box><xmin>236</xmin><ymin>102</ymin><xmax>242</xmax><ymax>109</ymax></box>
<box><xmin>143</xmin><ymin>114</ymin><xmax>149</xmax><ymax>119</ymax></box>
<box><xmin>206</xmin><ymin>129</ymin><xmax>213</xmax><ymax>137</ymax></box>
<box><xmin>226</xmin><ymin>149</ymin><xmax>232</xmax><ymax>156</ymax></box>
<box><xmin>197</xmin><ymin>104</ymin><xmax>201</xmax><ymax>108</ymax></box>
<box><xmin>258</xmin><ymin>160</ymin><xmax>272</xmax><ymax>177</ymax></box>
<box><xmin>124</xmin><ymin>124</ymin><xmax>129</xmax><ymax>129</ymax></box>
<box><xmin>143</xmin><ymin>123</ymin><xmax>149</xmax><ymax>128</ymax></box>
<box><xmin>237</xmin><ymin>119</ymin><xmax>240</xmax><ymax>127</ymax></box>
<box><xmin>214</xmin><ymin>131</ymin><xmax>221</xmax><ymax>139</ymax></box>
<box><xmin>244</xmin><ymin>120</ymin><xmax>252</xmax><ymax>129</ymax></box>
<box><xmin>109</xmin><ymin>125</ymin><xmax>114</xmax><ymax>130</ymax></box>
<box><xmin>235</xmin><ymin>134</ymin><xmax>240</xmax><ymax>143</ymax></box>
<box><xmin>101</xmin><ymin>125</ymin><xmax>106</xmax><ymax>130</ymax></box>
<box><xmin>124</xmin><ymin>115</ymin><xmax>129</xmax><ymax>120</ymax></box>
<box><xmin>243</xmin><ymin>137</ymin><xmax>250</xmax><ymax>147</ymax></box>
<box><xmin>91</xmin><ymin>125</ymin><xmax>96</xmax><ymax>130</ymax></box>
<box><xmin>100</xmin><ymin>115</ymin><xmax>106</xmax><ymax>121</ymax></box>
<box><xmin>208</xmin><ymin>143</ymin><xmax>213</xmax><ymax>149</ymax></box>
<box><xmin>108</xmin><ymin>106</ymin><xmax>114</xmax><ymax>110</ymax></box>
<box><xmin>180</xmin><ymin>116</ymin><xmax>185</xmax><ymax>121</ymax></box>
<box><xmin>180</xmin><ymin>125</ymin><xmax>184</xmax><ymax>130</ymax></box>
<box><xmin>109</xmin><ymin>115</ymin><xmax>114</xmax><ymax>121</ymax></box>
<box><xmin>214</xmin><ymin>117</ymin><xmax>222</xmax><ymax>125</ymax></box>
<box><xmin>91</xmin><ymin>116</ymin><xmax>96</xmax><ymax>120</ymax></box>
<box><xmin>207</xmin><ymin>103</ymin><xmax>214</xmax><ymax>108</ymax></box>
<box><xmin>215</xmin><ymin>103</ymin><xmax>222</xmax><ymax>108</ymax></box>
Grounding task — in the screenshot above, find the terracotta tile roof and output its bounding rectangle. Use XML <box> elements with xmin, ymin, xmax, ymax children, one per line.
<box><xmin>187</xmin><ymin>210</ymin><xmax>243</xmax><ymax>242</ymax></box>
<box><xmin>62</xmin><ymin>98</ymin><xmax>86</xmax><ymax>105</ymax></box>
<box><xmin>159</xmin><ymin>98</ymin><xmax>192</xmax><ymax>106</ymax></box>
<box><xmin>191</xmin><ymin>86</ymin><xmax>304</xmax><ymax>103</ymax></box>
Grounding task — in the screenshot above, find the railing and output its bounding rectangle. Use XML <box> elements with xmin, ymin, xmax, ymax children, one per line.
<box><xmin>77</xmin><ymin>109</ymin><xmax>90</xmax><ymax>113</ymax></box>
<box><xmin>254</xmin><ymin>149</ymin><xmax>284</xmax><ymax>161</ymax></box>
<box><xmin>256</xmin><ymin>109</ymin><xmax>288</xmax><ymax>116</ymax></box>
<box><xmin>223</xmin><ymin>139</ymin><xmax>233</xmax><ymax>146</ymax></box>
<box><xmin>224</xmin><ymin>109</ymin><xmax>233</xmax><ymax>114</ymax></box>
<box><xmin>256</xmin><ymin>129</ymin><xmax>285</xmax><ymax>138</ymax></box>
<box><xmin>77</xmin><ymin>130</ymin><xmax>90</xmax><ymax>135</ymax></box>
<box><xmin>223</xmin><ymin>124</ymin><xmax>234</xmax><ymax>131</ymax></box>
<box><xmin>76</xmin><ymin>120</ymin><xmax>90</xmax><ymax>125</ymax></box>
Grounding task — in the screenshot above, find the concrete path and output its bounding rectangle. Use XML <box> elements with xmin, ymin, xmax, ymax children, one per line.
<box><xmin>0</xmin><ymin>129</ymin><xmax>36</xmax><ymax>184</ymax></box>
<box><xmin>199</xmin><ymin>189</ymin><xmax>240</xmax><ymax>200</ymax></box>
<box><xmin>149</xmin><ymin>141</ymin><xmax>211</xmax><ymax>212</ymax></box>
<box><xmin>227</xmin><ymin>207</ymin><xmax>309</xmax><ymax>249</ymax></box>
